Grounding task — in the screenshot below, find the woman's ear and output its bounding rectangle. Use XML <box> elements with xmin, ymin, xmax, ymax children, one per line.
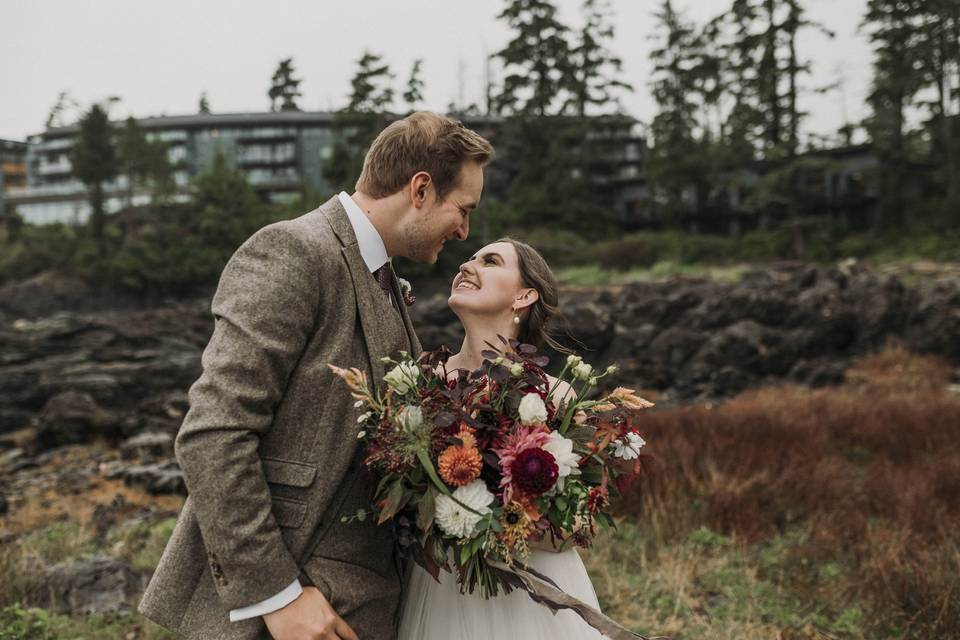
<box><xmin>514</xmin><ymin>288</ymin><xmax>539</xmax><ymax>312</ymax></box>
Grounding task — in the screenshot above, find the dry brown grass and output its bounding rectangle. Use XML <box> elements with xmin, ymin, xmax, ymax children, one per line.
<box><xmin>618</xmin><ymin>346</ymin><xmax>960</xmax><ymax>637</ymax></box>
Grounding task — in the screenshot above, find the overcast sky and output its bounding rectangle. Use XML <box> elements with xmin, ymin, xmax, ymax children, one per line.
<box><xmin>0</xmin><ymin>0</ymin><xmax>872</xmax><ymax>142</ymax></box>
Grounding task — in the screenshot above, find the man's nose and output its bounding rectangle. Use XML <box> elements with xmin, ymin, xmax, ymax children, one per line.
<box><xmin>455</xmin><ymin>217</ymin><xmax>469</xmax><ymax>241</ymax></box>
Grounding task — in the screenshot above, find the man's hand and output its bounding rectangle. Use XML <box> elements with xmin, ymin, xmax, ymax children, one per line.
<box><xmin>263</xmin><ymin>586</ymin><xmax>358</xmax><ymax>640</ymax></box>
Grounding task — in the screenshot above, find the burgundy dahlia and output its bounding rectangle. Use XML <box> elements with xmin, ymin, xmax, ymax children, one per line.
<box><xmin>510</xmin><ymin>447</ymin><xmax>559</xmax><ymax>495</ymax></box>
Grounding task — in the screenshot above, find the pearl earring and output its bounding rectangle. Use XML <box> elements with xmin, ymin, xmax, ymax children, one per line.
<box><xmin>513</xmin><ymin>314</ymin><xmax>520</xmax><ymax>325</ymax></box>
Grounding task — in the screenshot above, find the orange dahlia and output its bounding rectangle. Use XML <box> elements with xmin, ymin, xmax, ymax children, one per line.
<box><xmin>438</xmin><ymin>444</ymin><xmax>483</xmax><ymax>487</ymax></box>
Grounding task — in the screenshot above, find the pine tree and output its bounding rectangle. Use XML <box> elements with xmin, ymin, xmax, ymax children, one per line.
<box><xmin>564</xmin><ymin>0</ymin><xmax>632</xmax><ymax>117</ymax></box>
<box><xmin>268</xmin><ymin>58</ymin><xmax>302</xmax><ymax>112</ymax></box>
<box><xmin>492</xmin><ymin>0</ymin><xmax>573</xmax><ymax>116</ymax></box>
<box><xmin>403</xmin><ymin>59</ymin><xmax>425</xmax><ymax>113</ymax></box>
<box><xmin>862</xmin><ymin>0</ymin><xmax>927</xmax><ymax>229</ymax></box>
<box><xmin>920</xmin><ymin>0</ymin><xmax>960</xmax><ymax>199</ymax></box>
<box><xmin>116</xmin><ymin>117</ymin><xmax>175</xmax><ymax>208</ymax></box>
<box><xmin>198</xmin><ymin>92</ymin><xmax>211</xmax><ymax>114</ymax></box>
<box><xmin>323</xmin><ymin>52</ymin><xmax>395</xmax><ymax>193</ymax></box>
<box><xmin>71</xmin><ymin>104</ymin><xmax>118</xmax><ymax>255</ymax></box>
<box><xmin>646</xmin><ymin>0</ymin><xmax>713</xmax><ymax>216</ymax></box>
<box><xmin>347</xmin><ymin>51</ymin><xmax>394</xmax><ymax>113</ymax></box>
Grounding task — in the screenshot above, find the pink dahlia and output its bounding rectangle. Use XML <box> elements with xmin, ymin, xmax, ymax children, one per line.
<box><xmin>494</xmin><ymin>425</ymin><xmax>553</xmax><ymax>503</ymax></box>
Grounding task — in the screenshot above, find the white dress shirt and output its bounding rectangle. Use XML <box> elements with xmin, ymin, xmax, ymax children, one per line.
<box><xmin>229</xmin><ymin>192</ymin><xmax>390</xmax><ymax>622</ymax></box>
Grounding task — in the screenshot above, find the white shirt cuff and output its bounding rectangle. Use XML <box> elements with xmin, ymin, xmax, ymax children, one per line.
<box><xmin>228</xmin><ymin>579</ymin><xmax>303</xmax><ymax>622</ymax></box>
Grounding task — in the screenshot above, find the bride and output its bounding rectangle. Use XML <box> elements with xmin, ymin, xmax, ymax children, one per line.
<box><xmin>398</xmin><ymin>238</ymin><xmax>606</xmax><ymax>639</ymax></box>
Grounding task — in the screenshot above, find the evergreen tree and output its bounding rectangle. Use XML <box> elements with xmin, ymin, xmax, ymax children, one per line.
<box><xmin>323</xmin><ymin>52</ymin><xmax>395</xmax><ymax>193</ymax></box>
<box><xmin>71</xmin><ymin>104</ymin><xmax>118</xmax><ymax>255</ymax></box>
<box><xmin>268</xmin><ymin>58</ymin><xmax>302</xmax><ymax>112</ymax></box>
<box><xmin>403</xmin><ymin>59</ymin><xmax>425</xmax><ymax>113</ymax></box>
<box><xmin>564</xmin><ymin>0</ymin><xmax>632</xmax><ymax>117</ymax></box>
<box><xmin>116</xmin><ymin>117</ymin><xmax>175</xmax><ymax>207</ymax></box>
<box><xmin>198</xmin><ymin>92</ymin><xmax>211</xmax><ymax>114</ymax></box>
<box><xmin>646</xmin><ymin>0</ymin><xmax>713</xmax><ymax>216</ymax></box>
<box><xmin>45</xmin><ymin>91</ymin><xmax>80</xmax><ymax>129</ymax></box>
<box><xmin>492</xmin><ymin>0</ymin><xmax>573</xmax><ymax>116</ymax></box>
<box><xmin>347</xmin><ymin>51</ymin><xmax>395</xmax><ymax>113</ymax></box>
<box><xmin>862</xmin><ymin>0</ymin><xmax>927</xmax><ymax>229</ymax></box>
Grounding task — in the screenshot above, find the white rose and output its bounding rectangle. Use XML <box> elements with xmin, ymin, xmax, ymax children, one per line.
<box><xmin>396</xmin><ymin>405</ymin><xmax>424</xmax><ymax>432</ymax></box>
<box><xmin>566</xmin><ymin>354</ymin><xmax>583</xmax><ymax>368</ymax></box>
<box><xmin>383</xmin><ymin>361</ymin><xmax>419</xmax><ymax>395</ymax></box>
<box><xmin>434</xmin><ymin>480</ymin><xmax>494</xmax><ymax>539</ymax></box>
<box><xmin>542</xmin><ymin>431</ymin><xmax>581</xmax><ymax>492</ymax></box>
<box><xmin>612</xmin><ymin>431</ymin><xmax>646</xmax><ymax>460</ymax></box>
<box><xmin>517</xmin><ymin>393</ymin><xmax>548</xmax><ymax>425</ymax></box>
<box><xmin>572</xmin><ymin>362</ymin><xmax>594</xmax><ymax>381</ymax></box>
<box><xmin>510</xmin><ymin>362</ymin><xmax>524</xmax><ymax>377</ymax></box>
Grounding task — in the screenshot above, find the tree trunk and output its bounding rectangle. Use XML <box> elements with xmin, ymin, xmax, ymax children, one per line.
<box><xmin>761</xmin><ymin>0</ymin><xmax>782</xmax><ymax>153</ymax></box>
<box><xmin>90</xmin><ymin>181</ymin><xmax>106</xmax><ymax>256</ymax></box>
<box><xmin>785</xmin><ymin>4</ymin><xmax>800</xmax><ymax>156</ymax></box>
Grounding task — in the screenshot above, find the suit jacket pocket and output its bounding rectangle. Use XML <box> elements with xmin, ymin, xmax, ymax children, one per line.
<box><xmin>271</xmin><ymin>495</ymin><xmax>307</xmax><ymax>528</ymax></box>
<box><xmin>262</xmin><ymin>456</ymin><xmax>318</xmax><ymax>487</ymax></box>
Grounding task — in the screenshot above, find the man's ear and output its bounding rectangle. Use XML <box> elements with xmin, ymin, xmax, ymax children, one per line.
<box><xmin>514</xmin><ymin>288</ymin><xmax>540</xmax><ymax>312</ymax></box>
<box><xmin>410</xmin><ymin>171</ymin><xmax>433</xmax><ymax>208</ymax></box>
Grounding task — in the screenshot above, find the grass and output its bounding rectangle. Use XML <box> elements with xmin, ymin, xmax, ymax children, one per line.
<box><xmin>0</xmin><ymin>603</ymin><xmax>175</xmax><ymax>640</ymax></box>
<box><xmin>601</xmin><ymin>345</ymin><xmax>960</xmax><ymax>638</ymax></box>
<box><xmin>1</xmin><ymin>346</ymin><xmax>957</xmax><ymax>638</ymax></box>
<box><xmin>557</xmin><ymin>261</ymin><xmax>750</xmax><ymax>286</ymax></box>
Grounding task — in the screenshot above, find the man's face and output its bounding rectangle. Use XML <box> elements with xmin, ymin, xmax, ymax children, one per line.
<box><xmin>401</xmin><ymin>161</ymin><xmax>484</xmax><ymax>264</ymax></box>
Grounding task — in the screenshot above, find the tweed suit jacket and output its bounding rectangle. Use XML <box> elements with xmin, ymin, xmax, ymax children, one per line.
<box><xmin>138</xmin><ymin>196</ymin><xmax>421</xmax><ymax>639</ymax></box>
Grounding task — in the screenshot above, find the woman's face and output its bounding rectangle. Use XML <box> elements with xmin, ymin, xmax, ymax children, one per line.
<box><xmin>448</xmin><ymin>241</ymin><xmax>535</xmax><ymax>319</ymax></box>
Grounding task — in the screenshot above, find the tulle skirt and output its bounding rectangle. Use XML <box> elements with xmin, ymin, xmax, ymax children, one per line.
<box><xmin>398</xmin><ymin>548</ymin><xmax>606</xmax><ymax>639</ymax></box>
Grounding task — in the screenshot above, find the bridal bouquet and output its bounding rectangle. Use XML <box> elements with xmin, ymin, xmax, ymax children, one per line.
<box><xmin>330</xmin><ymin>339</ymin><xmax>654</xmax><ymax>611</ymax></box>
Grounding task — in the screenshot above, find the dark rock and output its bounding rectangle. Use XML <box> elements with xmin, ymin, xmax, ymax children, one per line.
<box><xmin>36</xmin><ymin>391</ymin><xmax>119</xmax><ymax>449</ymax></box>
<box><xmin>56</xmin><ymin>468</ymin><xmax>94</xmax><ymax>494</ymax></box>
<box><xmin>42</xmin><ymin>556</ymin><xmax>146</xmax><ymax>615</ymax></box>
<box><xmin>789</xmin><ymin>359</ymin><xmax>848</xmax><ymax>388</ymax></box>
<box><xmin>120</xmin><ymin>431</ymin><xmax>174</xmax><ymax>462</ymax></box>
<box><xmin>123</xmin><ymin>461</ymin><xmax>186</xmax><ymax>495</ymax></box>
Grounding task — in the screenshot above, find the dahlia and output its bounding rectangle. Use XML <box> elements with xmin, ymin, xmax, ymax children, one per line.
<box><xmin>495</xmin><ymin>425</ymin><xmax>552</xmax><ymax>503</ymax></box>
<box><xmin>510</xmin><ymin>447</ymin><xmax>559</xmax><ymax>496</ymax></box>
<box><xmin>438</xmin><ymin>443</ymin><xmax>483</xmax><ymax>487</ymax></box>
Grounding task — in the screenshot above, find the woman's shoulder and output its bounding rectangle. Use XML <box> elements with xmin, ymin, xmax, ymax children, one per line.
<box><xmin>547</xmin><ymin>375</ymin><xmax>576</xmax><ymax>405</ymax></box>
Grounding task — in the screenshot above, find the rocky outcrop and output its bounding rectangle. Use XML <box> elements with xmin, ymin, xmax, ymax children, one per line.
<box><xmin>411</xmin><ymin>260</ymin><xmax>959</xmax><ymax>403</ymax></box>
<box><xmin>1</xmin><ymin>261</ymin><xmax>957</xmax><ymax>449</ymax></box>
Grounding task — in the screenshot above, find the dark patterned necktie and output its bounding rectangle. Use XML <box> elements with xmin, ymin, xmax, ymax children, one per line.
<box><xmin>373</xmin><ymin>263</ymin><xmax>396</xmax><ymax>308</ymax></box>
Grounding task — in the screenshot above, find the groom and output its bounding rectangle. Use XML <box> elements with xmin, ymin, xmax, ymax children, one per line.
<box><xmin>139</xmin><ymin>111</ymin><xmax>494</xmax><ymax>639</ymax></box>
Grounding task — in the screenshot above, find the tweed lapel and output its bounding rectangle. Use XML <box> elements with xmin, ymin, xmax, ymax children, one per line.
<box><xmin>389</xmin><ymin>270</ymin><xmax>422</xmax><ymax>356</ymax></box>
<box><xmin>321</xmin><ymin>196</ymin><xmax>406</xmax><ymax>385</ymax></box>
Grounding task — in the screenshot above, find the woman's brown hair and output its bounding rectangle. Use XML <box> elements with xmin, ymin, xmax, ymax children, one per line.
<box><xmin>498</xmin><ymin>237</ymin><xmax>570</xmax><ymax>354</ymax></box>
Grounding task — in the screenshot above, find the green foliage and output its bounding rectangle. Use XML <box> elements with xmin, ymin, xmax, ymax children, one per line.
<box><xmin>0</xmin><ymin>604</ymin><xmax>176</xmax><ymax>640</ymax></box>
<box><xmin>346</xmin><ymin>51</ymin><xmax>394</xmax><ymax>113</ymax></box>
<box><xmin>268</xmin><ymin>58</ymin><xmax>302</xmax><ymax>112</ymax></box>
<box><xmin>107</xmin><ymin>517</ymin><xmax>177</xmax><ymax>572</ymax></box>
<box><xmin>492</xmin><ymin>0</ymin><xmax>572</xmax><ymax>117</ymax></box>
<box><xmin>116</xmin><ymin>117</ymin><xmax>174</xmax><ymax>204</ymax></box>
<box><xmin>403</xmin><ymin>59</ymin><xmax>425</xmax><ymax>113</ymax></box>
<box><xmin>71</xmin><ymin>104</ymin><xmax>118</xmax><ymax>251</ymax></box>
<box><xmin>563</xmin><ymin>0</ymin><xmax>632</xmax><ymax>117</ymax></box>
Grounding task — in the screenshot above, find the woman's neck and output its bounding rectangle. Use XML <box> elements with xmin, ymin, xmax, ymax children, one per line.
<box><xmin>446</xmin><ymin>318</ymin><xmax>516</xmax><ymax>374</ymax></box>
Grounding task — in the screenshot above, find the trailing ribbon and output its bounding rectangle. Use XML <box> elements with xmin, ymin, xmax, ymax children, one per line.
<box><xmin>488</xmin><ymin>560</ymin><xmax>672</xmax><ymax>640</ymax></box>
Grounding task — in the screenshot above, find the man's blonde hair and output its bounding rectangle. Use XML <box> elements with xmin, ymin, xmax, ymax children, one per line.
<box><xmin>356</xmin><ymin>111</ymin><xmax>494</xmax><ymax>201</ymax></box>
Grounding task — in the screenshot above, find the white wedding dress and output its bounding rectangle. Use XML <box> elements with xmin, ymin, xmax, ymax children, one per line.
<box><xmin>398</xmin><ymin>547</ymin><xmax>606</xmax><ymax>639</ymax></box>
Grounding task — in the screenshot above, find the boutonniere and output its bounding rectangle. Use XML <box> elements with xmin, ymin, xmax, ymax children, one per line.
<box><xmin>397</xmin><ymin>277</ymin><xmax>416</xmax><ymax>306</ymax></box>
